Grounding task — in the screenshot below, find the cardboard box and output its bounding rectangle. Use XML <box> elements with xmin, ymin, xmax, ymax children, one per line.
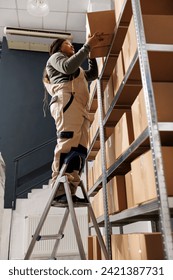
<box><xmin>87</xmin><ymin>236</ymin><xmax>93</xmax><ymax>260</ymax></box>
<box><xmin>96</xmin><ymin>57</ymin><xmax>105</xmax><ymax>75</ymax></box>
<box><xmin>125</xmin><ymin>171</ymin><xmax>135</xmax><ymax>208</ymax></box>
<box><xmin>131</xmin><ymin>150</ymin><xmax>157</xmax><ymax>205</ymax></box>
<box><xmin>93</xmin><ymin>149</ymin><xmax>102</xmax><ymax>183</ymax></box>
<box><xmin>92</xmin><ymin>188</ymin><xmax>104</xmax><ymax>218</ymax></box>
<box><xmin>128</xmin><ymin>233</ymin><xmax>164</xmax><ymax>260</ymax></box>
<box><xmin>89</xmin><ymin>79</ymin><xmax>97</xmax><ymax>96</ymax></box>
<box><xmin>111</xmin><ymin>233</ymin><xmax>164</xmax><ymax>260</ymax></box>
<box><xmin>161</xmin><ymin>147</ymin><xmax>173</xmax><ymax>195</ymax></box>
<box><xmin>112</xmin><ymin>51</ymin><xmax>124</xmax><ymax>97</ymax></box>
<box><xmin>122</xmin><ymin>15</ymin><xmax>173</xmax><ymax>73</ymax></box>
<box><xmin>131</xmin><ymin>83</ymin><xmax>173</xmax><ymax>139</ymax></box>
<box><xmin>107</xmin><ymin>176</ymin><xmax>127</xmax><ymax>214</ymax></box>
<box><xmin>93</xmin><ymin>236</ymin><xmax>102</xmax><ymax>260</ymax></box>
<box><xmin>87</xmin><ymin>165</ymin><xmax>94</xmax><ymax>190</ymax></box>
<box><xmin>131</xmin><ymin>87</ymin><xmax>148</xmax><ymax>140</ymax></box>
<box><xmin>103</xmin><ymin>75</ymin><xmax>114</xmax><ymax>115</ymax></box>
<box><xmin>105</xmin><ymin>130</ymin><xmax>115</xmax><ymax>169</ymax></box>
<box><xmin>111</xmin><ymin>234</ymin><xmax>130</xmax><ymax>260</ymax></box>
<box><xmin>88</xmin><ymin>109</ymin><xmax>99</xmax><ymax>147</ymax></box>
<box><xmin>131</xmin><ymin>147</ymin><xmax>173</xmax><ymax>205</ymax></box>
<box><xmin>113</xmin><ymin>0</ymin><xmax>126</xmax><ymax>23</ymax></box>
<box><xmin>86</xmin><ymin>10</ymin><xmax>116</xmax><ymax>58</ymax></box>
<box><xmin>114</xmin><ymin>111</ymin><xmax>134</xmax><ymax>159</ymax></box>
<box><xmin>140</xmin><ymin>0</ymin><xmax>173</xmax><ymax>15</ymax></box>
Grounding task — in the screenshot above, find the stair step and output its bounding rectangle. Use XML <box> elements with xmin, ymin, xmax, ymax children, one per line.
<box><xmin>27</xmin><ymin>187</ymin><xmax>51</xmax><ymax>199</ymax></box>
<box><xmin>42</xmin><ymin>184</ymin><xmax>50</xmax><ymax>190</ymax></box>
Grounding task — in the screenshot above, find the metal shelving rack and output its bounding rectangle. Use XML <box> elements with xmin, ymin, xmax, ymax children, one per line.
<box><xmin>87</xmin><ymin>0</ymin><xmax>173</xmax><ymax>259</ymax></box>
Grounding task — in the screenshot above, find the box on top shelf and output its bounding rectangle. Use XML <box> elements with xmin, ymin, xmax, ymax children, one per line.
<box><xmin>114</xmin><ymin>0</ymin><xmax>126</xmax><ymax>23</ymax></box>
<box><xmin>122</xmin><ymin>15</ymin><xmax>173</xmax><ymax>74</ymax></box>
<box><xmin>131</xmin><ymin>83</ymin><xmax>173</xmax><ymax>140</ymax></box>
<box><xmin>86</xmin><ymin>10</ymin><xmax>116</xmax><ymax>58</ymax></box>
<box><xmin>149</xmin><ymin>51</ymin><xmax>173</xmax><ymax>82</ymax></box>
<box><xmin>114</xmin><ymin>0</ymin><xmax>173</xmax><ymax>28</ymax></box>
<box><xmin>131</xmin><ymin>147</ymin><xmax>173</xmax><ymax>206</ymax></box>
<box><xmin>140</xmin><ymin>0</ymin><xmax>173</xmax><ymax>15</ymax></box>
<box><xmin>114</xmin><ymin>0</ymin><xmax>133</xmax><ymax>24</ymax></box>
<box><xmin>114</xmin><ymin>0</ymin><xmax>125</xmax><ymax>22</ymax></box>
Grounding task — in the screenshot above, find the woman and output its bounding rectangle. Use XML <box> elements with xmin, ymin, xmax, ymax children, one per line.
<box><xmin>43</xmin><ymin>33</ymin><xmax>102</xmax><ymax>203</ymax></box>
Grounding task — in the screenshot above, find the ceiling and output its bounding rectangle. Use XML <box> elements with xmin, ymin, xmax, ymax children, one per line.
<box><xmin>0</xmin><ymin>0</ymin><xmax>92</xmax><ymax>44</ymax></box>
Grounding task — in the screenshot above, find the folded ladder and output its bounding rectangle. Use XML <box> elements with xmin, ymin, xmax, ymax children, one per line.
<box><xmin>24</xmin><ymin>150</ymin><xmax>109</xmax><ymax>260</ymax></box>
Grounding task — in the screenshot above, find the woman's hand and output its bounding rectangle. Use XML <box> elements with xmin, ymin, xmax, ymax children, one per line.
<box><xmin>86</xmin><ymin>32</ymin><xmax>104</xmax><ymax>50</ymax></box>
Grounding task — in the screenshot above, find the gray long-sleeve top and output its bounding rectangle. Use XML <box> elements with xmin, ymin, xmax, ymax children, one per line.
<box><xmin>46</xmin><ymin>43</ymin><xmax>98</xmax><ymax>84</ymax></box>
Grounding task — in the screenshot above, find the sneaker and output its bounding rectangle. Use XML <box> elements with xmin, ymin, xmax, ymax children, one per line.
<box><xmin>71</xmin><ymin>195</ymin><xmax>88</xmax><ymax>203</ymax></box>
<box><xmin>54</xmin><ymin>194</ymin><xmax>88</xmax><ymax>204</ymax></box>
<box><xmin>54</xmin><ymin>194</ymin><xmax>67</xmax><ymax>204</ymax></box>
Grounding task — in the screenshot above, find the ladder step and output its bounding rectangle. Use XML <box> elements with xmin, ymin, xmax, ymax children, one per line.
<box><xmin>25</xmin><ymin>151</ymin><xmax>109</xmax><ymax>260</ymax></box>
<box><xmin>51</xmin><ymin>201</ymin><xmax>90</xmax><ymax>208</ymax></box>
<box><xmin>35</xmin><ymin>234</ymin><xmax>64</xmax><ymax>241</ymax></box>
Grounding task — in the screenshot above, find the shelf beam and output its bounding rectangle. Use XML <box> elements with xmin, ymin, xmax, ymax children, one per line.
<box><xmin>147</xmin><ymin>44</ymin><xmax>173</xmax><ymax>52</ymax></box>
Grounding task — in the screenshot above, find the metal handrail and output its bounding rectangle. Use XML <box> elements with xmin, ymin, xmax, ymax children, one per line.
<box><xmin>13</xmin><ymin>137</ymin><xmax>56</xmax><ymax>206</ymax></box>
<box><xmin>14</xmin><ymin>137</ymin><xmax>56</xmax><ymax>162</ymax></box>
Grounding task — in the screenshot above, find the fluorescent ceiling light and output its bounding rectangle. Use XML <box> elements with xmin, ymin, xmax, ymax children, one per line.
<box><xmin>27</xmin><ymin>0</ymin><xmax>49</xmax><ymax>17</ymax></box>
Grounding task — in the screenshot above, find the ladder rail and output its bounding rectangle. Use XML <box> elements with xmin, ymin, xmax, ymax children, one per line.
<box><xmin>64</xmin><ymin>178</ymin><xmax>86</xmax><ymax>260</ymax></box>
<box><xmin>24</xmin><ymin>151</ymin><xmax>109</xmax><ymax>260</ymax></box>
<box><xmin>50</xmin><ymin>208</ymin><xmax>69</xmax><ymax>260</ymax></box>
<box><xmin>24</xmin><ymin>178</ymin><xmax>64</xmax><ymax>260</ymax></box>
<box><xmin>80</xmin><ymin>180</ymin><xmax>109</xmax><ymax>260</ymax></box>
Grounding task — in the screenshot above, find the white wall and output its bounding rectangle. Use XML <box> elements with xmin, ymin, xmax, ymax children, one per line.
<box><xmin>0</xmin><ymin>153</ymin><xmax>5</xmax><ymax>256</ymax></box>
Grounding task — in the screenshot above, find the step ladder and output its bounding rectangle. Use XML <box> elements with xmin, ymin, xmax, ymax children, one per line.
<box><xmin>24</xmin><ymin>151</ymin><xmax>109</xmax><ymax>260</ymax></box>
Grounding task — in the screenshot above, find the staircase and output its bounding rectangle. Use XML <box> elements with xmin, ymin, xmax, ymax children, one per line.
<box><xmin>1</xmin><ymin>140</ymin><xmax>88</xmax><ymax>260</ymax></box>
<box><xmin>3</xmin><ymin>183</ymin><xmax>88</xmax><ymax>260</ymax></box>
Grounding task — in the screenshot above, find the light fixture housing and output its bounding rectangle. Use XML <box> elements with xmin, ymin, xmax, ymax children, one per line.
<box><xmin>27</xmin><ymin>0</ymin><xmax>49</xmax><ymax>17</ymax></box>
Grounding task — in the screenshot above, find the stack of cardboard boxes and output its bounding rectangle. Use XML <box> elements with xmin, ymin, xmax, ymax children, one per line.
<box><xmin>86</xmin><ymin>1</ymin><xmax>173</xmax><ymax>260</ymax></box>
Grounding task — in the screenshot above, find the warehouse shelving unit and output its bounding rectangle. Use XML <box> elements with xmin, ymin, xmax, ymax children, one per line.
<box><xmin>87</xmin><ymin>0</ymin><xmax>173</xmax><ymax>259</ymax></box>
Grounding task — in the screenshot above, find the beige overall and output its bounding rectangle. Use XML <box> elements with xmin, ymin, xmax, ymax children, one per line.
<box><xmin>49</xmin><ymin>68</ymin><xmax>91</xmax><ymax>196</ymax></box>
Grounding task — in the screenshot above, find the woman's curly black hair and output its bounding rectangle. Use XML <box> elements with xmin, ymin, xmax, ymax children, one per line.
<box><xmin>49</xmin><ymin>38</ymin><xmax>66</xmax><ymax>55</ymax></box>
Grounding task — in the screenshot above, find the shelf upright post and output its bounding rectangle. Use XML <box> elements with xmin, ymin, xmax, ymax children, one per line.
<box><xmin>97</xmin><ymin>77</ymin><xmax>111</xmax><ymax>259</ymax></box>
<box><xmin>131</xmin><ymin>0</ymin><xmax>173</xmax><ymax>259</ymax></box>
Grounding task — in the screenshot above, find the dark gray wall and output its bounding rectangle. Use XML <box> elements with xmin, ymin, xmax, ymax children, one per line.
<box><xmin>0</xmin><ymin>38</ymin><xmax>84</xmax><ymax>208</ymax></box>
<box><xmin>0</xmin><ymin>38</ymin><xmax>55</xmax><ymax>208</ymax></box>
